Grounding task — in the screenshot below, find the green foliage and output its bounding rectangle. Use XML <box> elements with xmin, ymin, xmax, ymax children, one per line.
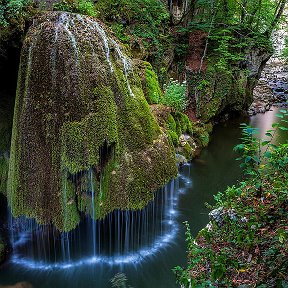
<box><xmin>0</xmin><ymin>0</ymin><xmax>33</xmax><ymax>27</ymax></box>
<box><xmin>161</xmin><ymin>80</ymin><xmax>187</xmax><ymax>112</ymax></box>
<box><xmin>95</xmin><ymin>0</ymin><xmax>170</xmax><ymax>69</ymax></box>
<box><xmin>234</xmin><ymin>109</ymin><xmax>288</xmax><ymax>196</ymax></box>
<box><xmin>175</xmin><ymin>110</ymin><xmax>288</xmax><ymax>286</ymax></box>
<box><xmin>143</xmin><ymin>62</ymin><xmax>163</xmax><ymax>104</ymax></box>
<box><xmin>282</xmin><ymin>37</ymin><xmax>288</xmax><ymax>62</ymax></box>
<box><xmin>209</xmin><ymin>28</ymin><xmax>246</xmax><ymax>71</ymax></box>
<box><xmin>177</xmin><ymin>0</ymin><xmax>280</xmax><ymax>65</ymax></box>
<box><xmin>53</xmin><ymin>0</ymin><xmax>97</xmax><ymax>17</ymax></box>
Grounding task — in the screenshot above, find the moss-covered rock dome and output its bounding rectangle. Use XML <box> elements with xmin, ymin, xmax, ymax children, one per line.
<box><xmin>7</xmin><ymin>11</ymin><xmax>177</xmax><ymax>232</ymax></box>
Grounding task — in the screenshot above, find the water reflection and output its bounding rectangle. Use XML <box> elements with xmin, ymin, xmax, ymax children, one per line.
<box><xmin>250</xmin><ymin>107</ymin><xmax>288</xmax><ymax>143</ymax></box>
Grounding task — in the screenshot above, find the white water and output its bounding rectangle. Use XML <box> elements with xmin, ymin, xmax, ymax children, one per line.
<box><xmin>111</xmin><ymin>39</ymin><xmax>135</xmax><ymax>97</ymax></box>
<box><xmin>76</xmin><ymin>14</ymin><xmax>135</xmax><ymax>97</ymax></box>
<box><xmin>7</xmin><ymin>164</ymin><xmax>193</xmax><ymax>270</ymax></box>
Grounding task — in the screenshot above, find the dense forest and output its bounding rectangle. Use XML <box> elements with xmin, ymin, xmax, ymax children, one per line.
<box><xmin>0</xmin><ymin>0</ymin><xmax>287</xmax><ymax>287</ymax></box>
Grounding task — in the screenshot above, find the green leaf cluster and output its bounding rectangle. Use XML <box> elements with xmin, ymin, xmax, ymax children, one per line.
<box><xmin>0</xmin><ymin>0</ymin><xmax>33</xmax><ymax>27</ymax></box>
<box><xmin>161</xmin><ymin>79</ymin><xmax>187</xmax><ymax>112</ymax></box>
<box><xmin>94</xmin><ymin>0</ymin><xmax>170</xmax><ymax>69</ymax></box>
<box><xmin>234</xmin><ymin>109</ymin><xmax>288</xmax><ymax>196</ymax></box>
<box><xmin>174</xmin><ymin>109</ymin><xmax>288</xmax><ymax>286</ymax></box>
<box><xmin>53</xmin><ymin>0</ymin><xmax>97</xmax><ymax>17</ymax></box>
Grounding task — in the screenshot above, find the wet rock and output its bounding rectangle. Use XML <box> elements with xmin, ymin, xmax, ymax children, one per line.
<box><xmin>209</xmin><ymin>207</ymin><xmax>238</xmax><ymax>227</ymax></box>
<box><xmin>209</xmin><ymin>207</ymin><xmax>224</xmax><ymax>227</ymax></box>
<box><xmin>206</xmin><ymin>221</ymin><xmax>213</xmax><ymax>232</ymax></box>
<box><xmin>241</xmin><ymin>216</ymin><xmax>248</xmax><ymax>223</ymax></box>
<box><xmin>175</xmin><ymin>153</ymin><xmax>187</xmax><ymax>165</ymax></box>
<box><xmin>227</xmin><ymin>208</ymin><xmax>237</xmax><ymax>221</ymax></box>
<box><xmin>8</xmin><ymin>11</ymin><xmax>178</xmax><ymax>231</ymax></box>
<box><xmin>184</xmin><ymin>135</ymin><xmax>197</xmax><ymax>151</ymax></box>
<box><xmin>179</xmin><ymin>135</ymin><xmax>187</xmax><ymax>147</ymax></box>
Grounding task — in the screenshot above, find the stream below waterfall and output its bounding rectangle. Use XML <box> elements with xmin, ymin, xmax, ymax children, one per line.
<box><xmin>0</xmin><ymin>107</ymin><xmax>287</xmax><ymax>288</ymax></box>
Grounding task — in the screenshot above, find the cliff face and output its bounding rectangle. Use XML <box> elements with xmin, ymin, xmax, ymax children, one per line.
<box><xmin>7</xmin><ymin>12</ymin><xmax>177</xmax><ymax>231</ymax></box>
<box><xmin>186</xmin><ymin>31</ymin><xmax>272</xmax><ymax>122</ymax></box>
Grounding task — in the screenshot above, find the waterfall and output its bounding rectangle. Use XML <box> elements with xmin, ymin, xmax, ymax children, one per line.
<box><xmin>76</xmin><ymin>14</ymin><xmax>134</xmax><ymax>97</ymax></box>
<box><xmin>6</xmin><ymin>11</ymin><xmax>179</xmax><ymax>270</ymax></box>
<box><xmin>8</xmin><ymin>163</ymin><xmax>192</xmax><ymax>269</ymax></box>
<box><xmin>77</xmin><ymin>15</ymin><xmax>114</xmax><ymax>73</ymax></box>
<box><xmin>111</xmin><ymin>39</ymin><xmax>135</xmax><ymax>97</ymax></box>
<box><xmin>89</xmin><ymin>169</ymin><xmax>97</xmax><ymax>256</ymax></box>
<box><xmin>51</xmin><ymin>13</ymin><xmax>79</xmax><ymax>87</ymax></box>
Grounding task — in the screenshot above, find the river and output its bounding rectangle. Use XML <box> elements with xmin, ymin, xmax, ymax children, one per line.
<box><xmin>0</xmin><ymin>107</ymin><xmax>286</xmax><ymax>288</ymax></box>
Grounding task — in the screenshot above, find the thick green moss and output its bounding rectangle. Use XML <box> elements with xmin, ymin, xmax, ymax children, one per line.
<box><xmin>61</xmin><ymin>86</ymin><xmax>118</xmax><ymax>174</ymax></box>
<box><xmin>142</xmin><ymin>62</ymin><xmax>163</xmax><ymax>104</ymax></box>
<box><xmin>160</xmin><ymin>108</ymin><xmax>211</xmax><ymax>161</ymax></box>
<box><xmin>167</xmin><ymin>130</ymin><xmax>179</xmax><ymax>146</ymax></box>
<box><xmin>8</xmin><ymin>12</ymin><xmax>177</xmax><ymax>231</ymax></box>
<box><xmin>173</xmin><ymin>112</ymin><xmax>193</xmax><ymax>135</ymax></box>
<box><xmin>187</xmin><ymin>53</ymin><xmax>260</xmax><ymax>123</ymax></box>
<box><xmin>193</xmin><ymin>125</ymin><xmax>210</xmax><ymax>148</ymax></box>
<box><xmin>0</xmin><ymin>156</ymin><xmax>9</xmax><ymax>195</ymax></box>
<box><xmin>188</xmin><ymin>47</ymin><xmax>270</xmax><ymax>123</ymax></box>
<box><xmin>0</xmin><ymin>96</ymin><xmax>14</xmax><ymax>152</ymax></box>
<box><xmin>166</xmin><ymin>114</ymin><xmax>176</xmax><ymax>132</ymax></box>
<box><xmin>165</xmin><ymin>112</ymin><xmax>194</xmax><ymax>140</ymax></box>
<box><xmin>60</xmin><ymin>172</ymin><xmax>81</xmax><ymax>232</ymax></box>
<box><xmin>181</xmin><ymin>143</ymin><xmax>193</xmax><ymax>159</ymax></box>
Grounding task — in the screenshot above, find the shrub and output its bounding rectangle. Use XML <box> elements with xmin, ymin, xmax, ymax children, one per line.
<box><xmin>282</xmin><ymin>37</ymin><xmax>288</xmax><ymax>62</ymax></box>
<box><xmin>53</xmin><ymin>0</ymin><xmax>97</xmax><ymax>17</ymax></box>
<box><xmin>0</xmin><ymin>0</ymin><xmax>33</xmax><ymax>27</ymax></box>
<box><xmin>95</xmin><ymin>0</ymin><xmax>170</xmax><ymax>69</ymax></box>
<box><xmin>161</xmin><ymin>80</ymin><xmax>187</xmax><ymax>112</ymax></box>
<box><xmin>174</xmin><ymin>110</ymin><xmax>288</xmax><ymax>286</ymax></box>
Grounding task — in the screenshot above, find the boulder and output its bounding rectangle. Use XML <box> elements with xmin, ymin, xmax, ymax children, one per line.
<box><xmin>7</xmin><ymin>12</ymin><xmax>177</xmax><ymax>231</ymax></box>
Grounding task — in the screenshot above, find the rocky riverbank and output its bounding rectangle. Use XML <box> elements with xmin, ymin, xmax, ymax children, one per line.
<box><xmin>248</xmin><ymin>23</ymin><xmax>288</xmax><ymax>116</ymax></box>
<box><xmin>174</xmin><ymin>113</ymin><xmax>288</xmax><ymax>286</ymax></box>
<box><xmin>248</xmin><ymin>59</ymin><xmax>288</xmax><ymax>115</ymax></box>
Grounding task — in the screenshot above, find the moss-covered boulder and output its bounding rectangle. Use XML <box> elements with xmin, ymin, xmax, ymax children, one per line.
<box><xmin>8</xmin><ymin>11</ymin><xmax>177</xmax><ymax>232</ymax></box>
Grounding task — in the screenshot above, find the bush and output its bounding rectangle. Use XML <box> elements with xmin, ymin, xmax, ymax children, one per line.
<box><xmin>53</xmin><ymin>0</ymin><xmax>97</xmax><ymax>17</ymax></box>
<box><xmin>282</xmin><ymin>37</ymin><xmax>288</xmax><ymax>62</ymax></box>
<box><xmin>95</xmin><ymin>0</ymin><xmax>170</xmax><ymax>69</ymax></box>
<box><xmin>0</xmin><ymin>0</ymin><xmax>33</xmax><ymax>27</ymax></box>
<box><xmin>161</xmin><ymin>80</ymin><xmax>187</xmax><ymax>112</ymax></box>
<box><xmin>174</xmin><ymin>110</ymin><xmax>288</xmax><ymax>286</ymax></box>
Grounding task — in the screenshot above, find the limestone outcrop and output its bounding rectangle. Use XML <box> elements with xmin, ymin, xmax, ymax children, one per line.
<box><xmin>7</xmin><ymin>12</ymin><xmax>177</xmax><ymax>231</ymax></box>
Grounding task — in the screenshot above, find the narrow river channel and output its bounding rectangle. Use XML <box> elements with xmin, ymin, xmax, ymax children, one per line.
<box><xmin>0</xmin><ymin>107</ymin><xmax>286</xmax><ymax>288</ymax></box>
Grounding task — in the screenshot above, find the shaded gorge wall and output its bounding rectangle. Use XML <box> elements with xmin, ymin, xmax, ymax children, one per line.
<box><xmin>0</xmin><ymin>32</ymin><xmax>22</xmax><ymax>196</ymax></box>
<box><xmin>0</xmin><ymin>32</ymin><xmax>23</xmax><ymax>262</ymax></box>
